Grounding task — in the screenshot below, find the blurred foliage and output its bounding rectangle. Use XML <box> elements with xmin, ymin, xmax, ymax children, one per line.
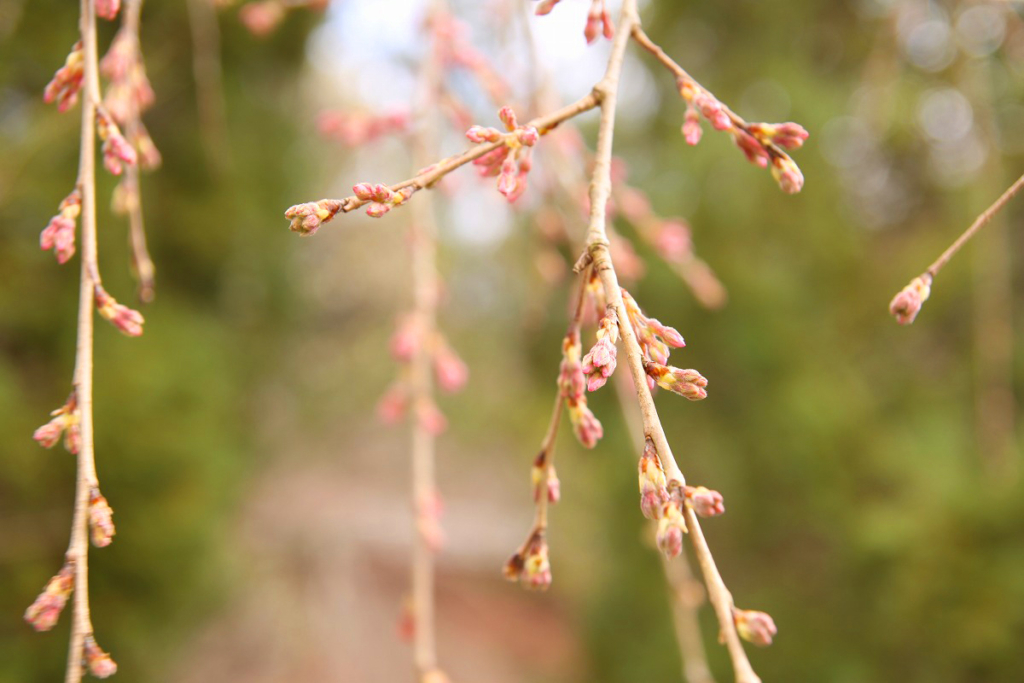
<box><xmin>2</xmin><ymin>1</ymin><xmax>1024</xmax><ymax>683</ymax></box>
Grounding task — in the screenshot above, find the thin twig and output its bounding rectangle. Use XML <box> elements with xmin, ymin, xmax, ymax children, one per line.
<box><xmin>584</xmin><ymin>4</ymin><xmax>760</xmax><ymax>682</ymax></box>
<box><xmin>122</xmin><ymin>0</ymin><xmax>156</xmax><ymax>302</ymax></box>
<box><xmin>925</xmin><ymin>172</ymin><xmax>1024</xmax><ymax>280</ymax></box>
<box><xmin>410</xmin><ymin>4</ymin><xmax>445</xmax><ymax>677</ymax></box>
<box><xmin>186</xmin><ymin>0</ymin><xmax>230</xmax><ymax>176</ymax></box>
<box><xmin>66</xmin><ymin>1</ymin><xmax>101</xmax><ymax>681</ymax></box>
<box><xmin>629</xmin><ymin>25</ymin><xmax>787</xmax><ymax>164</ymax></box>
<box><xmin>612</xmin><ymin>370</ymin><xmax>716</xmax><ymax>683</ymax></box>
<box><xmin>299</xmin><ymin>92</ymin><xmax>601</xmax><ymax>220</ymax></box>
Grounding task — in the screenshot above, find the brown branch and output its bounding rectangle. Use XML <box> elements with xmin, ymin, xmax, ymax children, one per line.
<box><xmin>926</xmin><ymin>172</ymin><xmax>1024</xmax><ymax>280</ymax></box>
<box><xmin>289</xmin><ymin>91</ymin><xmax>601</xmax><ymax>223</ymax></box>
<box><xmin>612</xmin><ymin>370</ymin><xmax>716</xmax><ymax>683</ymax></box>
<box><xmin>584</xmin><ymin>3</ymin><xmax>761</xmax><ymax>682</ymax></box>
<box><xmin>410</xmin><ymin>5</ymin><xmax>445</xmax><ymax>679</ymax></box>
<box><xmin>629</xmin><ymin>25</ymin><xmax>787</xmax><ymax>164</ymax></box>
<box><xmin>66</xmin><ymin>2</ymin><xmax>102</xmax><ymax>681</ymax></box>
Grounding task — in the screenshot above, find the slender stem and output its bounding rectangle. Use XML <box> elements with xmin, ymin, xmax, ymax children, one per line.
<box><xmin>302</xmin><ymin>91</ymin><xmax>601</xmax><ymax>219</ymax></box>
<box><xmin>612</xmin><ymin>370</ymin><xmax>716</xmax><ymax>683</ymax></box>
<box><xmin>583</xmin><ymin>4</ymin><xmax>759</xmax><ymax>682</ymax></box>
<box><xmin>630</xmin><ymin>25</ymin><xmax>787</xmax><ymax>162</ymax></box>
<box><xmin>924</xmin><ymin>172</ymin><xmax>1024</xmax><ymax>280</ymax></box>
<box><xmin>66</xmin><ymin>2</ymin><xmax>101</xmax><ymax>681</ymax></box>
<box><xmin>122</xmin><ymin>0</ymin><xmax>155</xmax><ymax>302</ymax></box>
<box><xmin>684</xmin><ymin>507</ymin><xmax>758</xmax><ymax>683</ymax></box>
<box><xmin>185</xmin><ymin>0</ymin><xmax>230</xmax><ymax>176</ymax></box>
<box><xmin>410</xmin><ymin>5</ymin><xmax>445</xmax><ymax>676</ymax></box>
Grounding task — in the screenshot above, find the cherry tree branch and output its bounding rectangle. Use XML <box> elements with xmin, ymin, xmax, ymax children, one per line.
<box><xmin>581</xmin><ymin>3</ymin><xmax>761</xmax><ymax>682</ymax></box>
<box><xmin>66</xmin><ymin>2</ymin><xmax>101</xmax><ymax>681</ymax></box>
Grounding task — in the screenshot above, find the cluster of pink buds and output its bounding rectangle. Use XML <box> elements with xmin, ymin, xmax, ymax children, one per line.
<box><xmin>620</xmin><ymin>289</ymin><xmax>685</xmax><ymax>365</ymax></box>
<box><xmin>645</xmin><ymin>363</ymin><xmax>708</xmax><ymax>401</ymax></box>
<box><xmin>376</xmin><ymin>314</ymin><xmax>468</xmax><ymax>435</ymax></box>
<box><xmin>468</xmin><ymin>107</ymin><xmax>538</xmax><ymax>203</ymax></box>
<box><xmin>558</xmin><ymin>330</ymin><xmax>603</xmax><ymax>448</ymax></box>
<box><xmin>284</xmin><ymin>198</ymin><xmax>343</xmax><ymax>236</ymax></box>
<box><xmin>317</xmin><ymin>110</ymin><xmax>409</xmax><ymax>147</ymax></box>
<box><xmin>96</xmin><ymin>0</ymin><xmax>121</xmax><ymax>20</ymax></box>
<box><xmin>89</xmin><ymin>487</ymin><xmax>116</xmax><ymax>548</ymax></box>
<box><xmin>24</xmin><ymin>562</ymin><xmax>74</xmax><ymax>632</ymax></box>
<box><xmin>96</xmin><ymin>110</ymin><xmax>137</xmax><ymax>176</ymax></box>
<box><xmin>889</xmin><ymin>274</ymin><xmax>932</xmax><ymax>325</ymax></box>
<box><xmin>40</xmin><ymin>189</ymin><xmax>82</xmax><ymax>265</ymax></box>
<box><xmin>43</xmin><ymin>41</ymin><xmax>84</xmax><ymax>112</ymax></box>
<box><xmin>734</xmin><ymin>608</ymin><xmax>778</xmax><ymax>647</ymax></box>
<box><xmin>504</xmin><ymin>530</ymin><xmax>552</xmax><ymax>590</ymax></box>
<box><xmin>353</xmin><ymin>183</ymin><xmax>415</xmax><ymax>218</ymax></box>
<box><xmin>531</xmin><ymin>451</ymin><xmax>560</xmax><ymax>504</ymax></box>
<box><xmin>95</xmin><ymin>284</ymin><xmax>145</xmax><ymax>336</ymax></box>
<box><xmin>83</xmin><ymin>635</ymin><xmax>118</xmax><ymax>678</ymax></box>
<box><xmin>33</xmin><ymin>393</ymin><xmax>81</xmax><ymax>454</ymax></box>
<box><xmin>101</xmin><ymin>31</ymin><xmax>157</xmax><ymax>132</ymax></box>
<box><xmin>678</xmin><ymin>80</ymin><xmax>807</xmax><ymax>194</ymax></box>
<box><xmin>581</xmin><ymin>306</ymin><xmax>618</xmax><ymax>391</ymax></box>
<box><xmin>416</xmin><ymin>490</ymin><xmax>445</xmax><ymax>553</ymax></box>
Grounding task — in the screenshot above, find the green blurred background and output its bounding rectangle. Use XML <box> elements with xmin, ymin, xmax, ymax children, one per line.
<box><xmin>2</xmin><ymin>0</ymin><xmax>1023</xmax><ymax>681</ymax></box>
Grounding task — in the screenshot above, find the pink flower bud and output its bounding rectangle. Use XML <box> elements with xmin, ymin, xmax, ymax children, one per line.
<box><xmin>284</xmin><ymin>200</ymin><xmax>339</xmax><ymax>236</ymax></box>
<box><xmin>646</xmin><ymin>318</ymin><xmax>685</xmax><ymax>348</ymax></box>
<box><xmin>366</xmin><ymin>202</ymin><xmax>392</xmax><ymax>218</ymax></box>
<box><xmin>558</xmin><ymin>332</ymin><xmax>585</xmax><ymax>400</ymax></box>
<box><xmin>377</xmin><ymin>383</ymin><xmax>408</xmax><ymax>424</ymax></box>
<box><xmin>88</xmin><ymin>488</ymin><xmax>115</xmax><ymax>548</ymax></box>
<box><xmin>638</xmin><ymin>439</ymin><xmax>669</xmax><ymax>520</ymax></box>
<box><xmin>656</xmin><ymin>499</ymin><xmax>688</xmax><ymax>558</ymax></box>
<box><xmin>646</xmin><ymin>363</ymin><xmax>708</xmax><ymax>401</ymax></box>
<box><xmin>352</xmin><ymin>183</ymin><xmax>375</xmax><ymax>200</ymax></box>
<box><xmin>498</xmin><ymin>106</ymin><xmax>518</xmax><ymax>132</ymax></box>
<box><xmin>582</xmin><ymin>337</ymin><xmax>616</xmax><ymax>391</ymax></box>
<box><xmin>239</xmin><ymin>0</ymin><xmax>285</xmax><ymax>37</ymax></box>
<box><xmin>567</xmin><ymin>398</ymin><xmax>603</xmax><ymax>449</ymax></box>
<box><xmin>371</xmin><ymin>184</ymin><xmax>394</xmax><ymax>202</ymax></box>
<box><xmin>733</xmin><ymin>129</ymin><xmax>770</xmax><ymax>168</ymax></box>
<box><xmin>84</xmin><ymin>636</ymin><xmax>118</xmax><ymax>678</ymax></box>
<box><xmin>473</xmin><ymin>146</ymin><xmax>510</xmax><ymax>177</ymax></box>
<box><xmin>95</xmin><ymin>0</ymin><xmax>121</xmax><ymax>20</ymax></box>
<box><xmin>770</xmin><ymin>155</ymin><xmax>804</xmax><ymax>194</ymax></box>
<box><xmin>390</xmin><ymin>316</ymin><xmax>420</xmax><ymax>362</ymax></box>
<box><xmin>735</xmin><ymin>609</ymin><xmax>777</xmax><ymax>647</ymax></box>
<box><xmin>466</xmin><ymin>125</ymin><xmax>501</xmax><ymax>143</ymax></box>
<box><xmin>517</xmin><ymin>126</ymin><xmax>539</xmax><ymax>147</ymax></box>
<box><xmin>505</xmin><ymin>531</ymin><xmax>552</xmax><ymax>590</ymax></box>
<box><xmin>685</xmin><ymin>485</ymin><xmax>724</xmax><ymax>517</ymax></box>
<box><xmin>97</xmin><ymin>112</ymin><xmax>137</xmax><ymax>176</ymax></box>
<box><xmin>33</xmin><ymin>418</ymin><xmax>64</xmax><ymax>448</ymax></box>
<box><xmin>24</xmin><ymin>562</ymin><xmax>74</xmax><ymax>632</ymax></box>
<box><xmin>434</xmin><ymin>345</ymin><xmax>468</xmax><ymax>393</ymax></box>
<box><xmin>694</xmin><ymin>91</ymin><xmax>731</xmax><ymax>131</ymax></box>
<box><xmin>889</xmin><ymin>275</ymin><xmax>931</xmax><ymax>325</ymax></box>
<box><xmin>681</xmin><ymin>106</ymin><xmax>703</xmax><ymax>145</ymax></box>
<box><xmin>417</xmin><ymin>400</ymin><xmax>447</xmax><ymax>436</ymax></box>
<box><xmin>95</xmin><ymin>285</ymin><xmax>145</xmax><ymax>337</ymax></box>
<box><xmin>654</xmin><ymin>220</ymin><xmax>692</xmax><ymax>263</ymax></box>
<box><xmin>44</xmin><ymin>42</ymin><xmax>84</xmax><ymax>113</ymax></box>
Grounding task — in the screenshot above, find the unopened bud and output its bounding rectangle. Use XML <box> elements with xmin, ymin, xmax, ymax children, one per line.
<box><xmin>88</xmin><ymin>488</ymin><xmax>115</xmax><ymax>548</ymax></box>
<box><xmin>770</xmin><ymin>154</ymin><xmax>804</xmax><ymax>194</ymax></box>
<box><xmin>656</xmin><ymin>499</ymin><xmax>688</xmax><ymax>557</ymax></box>
<box><xmin>685</xmin><ymin>485</ymin><xmax>724</xmax><ymax>517</ymax></box>
<box><xmin>735</xmin><ymin>609</ymin><xmax>777</xmax><ymax>647</ymax></box>
<box><xmin>24</xmin><ymin>562</ymin><xmax>74</xmax><ymax>631</ymax></box>
<box><xmin>638</xmin><ymin>439</ymin><xmax>669</xmax><ymax>520</ymax></box>
<box><xmin>83</xmin><ymin>636</ymin><xmax>118</xmax><ymax>678</ymax></box>
<box><xmin>889</xmin><ymin>275</ymin><xmax>931</xmax><ymax>325</ymax></box>
<box><xmin>95</xmin><ymin>285</ymin><xmax>144</xmax><ymax>337</ymax></box>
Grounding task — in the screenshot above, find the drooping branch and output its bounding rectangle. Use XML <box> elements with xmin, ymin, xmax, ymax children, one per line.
<box><xmin>890</xmin><ymin>171</ymin><xmax>1024</xmax><ymax>325</ymax></box>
